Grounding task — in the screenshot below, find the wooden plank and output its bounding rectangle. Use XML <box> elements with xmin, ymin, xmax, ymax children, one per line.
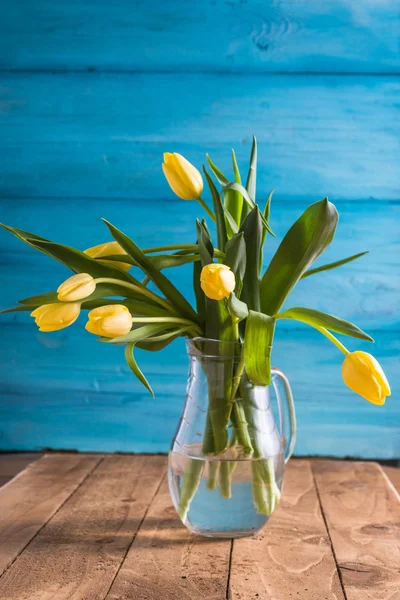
<box><xmin>229</xmin><ymin>459</ymin><xmax>345</xmax><ymax>599</ymax></box>
<box><xmin>313</xmin><ymin>461</ymin><xmax>400</xmax><ymax>600</ymax></box>
<box><xmin>0</xmin><ymin>0</ymin><xmax>399</xmax><ymax>73</ymax></box>
<box><xmin>383</xmin><ymin>466</ymin><xmax>400</xmax><ymax>494</ymax></box>
<box><xmin>0</xmin><ymin>454</ymin><xmax>166</xmax><ymax>599</ymax></box>
<box><xmin>0</xmin><ymin>73</ymin><xmax>399</xmax><ymax>201</ymax></box>
<box><xmin>0</xmin><ymin>453</ymin><xmax>41</xmax><ymax>486</ymax></box>
<box><xmin>0</xmin><ymin>328</ymin><xmax>398</xmax><ymax>457</ymax></box>
<box><xmin>0</xmin><ymin>453</ymin><xmax>101</xmax><ymax>576</ymax></box>
<box><xmin>106</xmin><ymin>476</ymin><xmax>231</xmax><ymax>600</ymax></box>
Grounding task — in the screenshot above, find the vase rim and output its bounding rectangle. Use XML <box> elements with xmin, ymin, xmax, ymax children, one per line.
<box><xmin>186</xmin><ymin>336</ymin><xmax>272</xmax><ymax>358</ymax></box>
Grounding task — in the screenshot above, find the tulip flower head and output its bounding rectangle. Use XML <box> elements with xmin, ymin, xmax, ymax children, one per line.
<box><xmin>342</xmin><ymin>350</ymin><xmax>391</xmax><ymax>406</ymax></box>
<box><xmin>162</xmin><ymin>153</ymin><xmax>203</xmax><ymax>200</ymax></box>
<box><xmin>85</xmin><ymin>304</ymin><xmax>132</xmax><ymax>338</ymax></box>
<box><xmin>31</xmin><ymin>302</ymin><xmax>81</xmax><ymax>332</ymax></box>
<box><xmin>57</xmin><ymin>273</ymin><xmax>96</xmax><ymax>302</ymax></box>
<box><xmin>200</xmin><ymin>264</ymin><xmax>236</xmax><ymax>301</ymax></box>
<box><xmin>84</xmin><ymin>241</ymin><xmax>130</xmax><ymax>271</ymax></box>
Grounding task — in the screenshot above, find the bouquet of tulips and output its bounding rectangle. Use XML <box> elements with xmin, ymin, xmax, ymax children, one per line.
<box><xmin>1</xmin><ymin>137</ymin><xmax>390</xmax><ymax>517</ymax></box>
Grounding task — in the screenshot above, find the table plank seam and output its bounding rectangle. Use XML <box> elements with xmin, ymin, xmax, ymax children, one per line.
<box><xmin>225</xmin><ymin>539</ymin><xmax>234</xmax><ymax>600</ymax></box>
<box><xmin>103</xmin><ymin>467</ymin><xmax>167</xmax><ymax>600</ymax></box>
<box><xmin>0</xmin><ymin>453</ymin><xmax>104</xmax><ymax>583</ymax></box>
<box><xmin>311</xmin><ymin>462</ymin><xmax>348</xmax><ymax>600</ymax></box>
<box><xmin>379</xmin><ymin>464</ymin><xmax>400</xmax><ymax>502</ymax></box>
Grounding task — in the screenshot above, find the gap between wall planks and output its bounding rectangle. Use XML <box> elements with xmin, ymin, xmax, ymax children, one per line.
<box><xmin>0</xmin><ymin>0</ymin><xmax>399</xmax><ymax>73</ymax></box>
<box><xmin>0</xmin><ymin>455</ymin><xmax>398</xmax><ymax>599</ymax></box>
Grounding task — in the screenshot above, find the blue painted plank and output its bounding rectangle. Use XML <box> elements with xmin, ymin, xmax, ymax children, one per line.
<box><xmin>0</xmin><ymin>73</ymin><xmax>399</xmax><ymax>200</ymax></box>
<box><xmin>0</xmin><ymin>324</ymin><xmax>398</xmax><ymax>457</ymax></box>
<box><xmin>1</xmin><ymin>1</ymin><xmax>399</xmax><ymax>73</ymax></box>
<box><xmin>1</xmin><ymin>197</ymin><xmax>399</xmax><ymax>330</ymax></box>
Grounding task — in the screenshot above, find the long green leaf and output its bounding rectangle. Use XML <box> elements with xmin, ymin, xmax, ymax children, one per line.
<box><xmin>26</xmin><ymin>238</ymin><xmax>136</xmax><ymax>283</ymax></box>
<box><xmin>276</xmin><ymin>307</ymin><xmax>374</xmax><ymax>342</ymax></box>
<box><xmin>102</xmin><ymin>219</ymin><xmax>199</xmax><ymax>323</ymax></box>
<box><xmin>244</xmin><ymin>310</ymin><xmax>275</xmax><ymax>386</ymax></box>
<box><xmin>241</xmin><ymin>136</ymin><xmax>257</xmax><ymax>222</ymax></box>
<box><xmin>224</xmin><ymin>150</ymin><xmax>243</xmax><ymax>236</ymax></box>
<box><xmin>260</xmin><ymin>199</ymin><xmax>338</xmax><ymax>315</ymax></box>
<box><xmin>224</xmin><ymin>232</ymin><xmax>246</xmax><ymax>294</ymax></box>
<box><xmin>223</xmin><ymin>206</ymin><xmax>239</xmax><ymax>235</ymax></box>
<box><xmin>239</xmin><ymin>207</ymin><xmax>263</xmax><ymax>311</ymax></box>
<box><xmin>125</xmin><ymin>343</ymin><xmax>154</xmax><ymax>397</ymax></box>
<box><xmin>259</xmin><ymin>190</ymin><xmax>274</xmax><ymax>274</ymax></box>
<box><xmin>106</xmin><ymin>323</ymin><xmax>175</xmax><ymax>345</ymax></box>
<box><xmin>206</xmin><ymin>154</ymin><xmax>229</xmax><ymax>186</ymax></box>
<box><xmin>223</xmin><ymin>183</ymin><xmax>274</xmax><ymax>235</ymax></box>
<box><xmin>228</xmin><ymin>293</ymin><xmax>249</xmax><ymax>322</ymax></box>
<box><xmin>203</xmin><ymin>167</ymin><xmax>227</xmax><ymax>251</ymax></box>
<box><xmin>137</xmin><ymin>326</ymin><xmax>192</xmax><ymax>351</ymax></box>
<box><xmin>301</xmin><ymin>252</ymin><xmax>369</xmax><ymax>279</ymax></box>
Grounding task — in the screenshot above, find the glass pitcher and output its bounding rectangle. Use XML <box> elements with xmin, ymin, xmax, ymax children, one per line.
<box><xmin>168</xmin><ymin>337</ymin><xmax>296</xmax><ymax>538</ymax></box>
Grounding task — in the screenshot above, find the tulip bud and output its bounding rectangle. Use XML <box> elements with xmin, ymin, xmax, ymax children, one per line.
<box><xmin>31</xmin><ymin>302</ymin><xmax>81</xmax><ymax>332</ymax></box>
<box><xmin>57</xmin><ymin>273</ymin><xmax>96</xmax><ymax>302</ymax></box>
<box><xmin>85</xmin><ymin>304</ymin><xmax>132</xmax><ymax>338</ymax></box>
<box><xmin>84</xmin><ymin>241</ymin><xmax>130</xmax><ymax>271</ymax></box>
<box><xmin>162</xmin><ymin>153</ymin><xmax>203</xmax><ymax>200</ymax></box>
<box><xmin>342</xmin><ymin>350</ymin><xmax>391</xmax><ymax>406</ymax></box>
<box><xmin>200</xmin><ymin>264</ymin><xmax>236</xmax><ymax>301</ymax></box>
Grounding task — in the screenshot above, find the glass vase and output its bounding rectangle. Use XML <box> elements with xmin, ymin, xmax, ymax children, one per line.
<box><xmin>168</xmin><ymin>337</ymin><xmax>296</xmax><ymax>539</ymax></box>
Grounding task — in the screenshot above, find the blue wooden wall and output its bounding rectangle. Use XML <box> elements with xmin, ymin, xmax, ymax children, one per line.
<box><xmin>0</xmin><ymin>1</ymin><xmax>399</xmax><ymax>457</ymax></box>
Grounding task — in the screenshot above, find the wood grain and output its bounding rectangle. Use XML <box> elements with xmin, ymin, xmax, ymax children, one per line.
<box><xmin>383</xmin><ymin>466</ymin><xmax>400</xmax><ymax>494</ymax></box>
<box><xmin>313</xmin><ymin>461</ymin><xmax>400</xmax><ymax>600</ymax></box>
<box><xmin>0</xmin><ymin>73</ymin><xmax>398</xmax><ymax>201</ymax></box>
<box><xmin>0</xmin><ymin>454</ymin><xmax>166</xmax><ymax>600</ymax></box>
<box><xmin>1</xmin><ymin>0</ymin><xmax>399</xmax><ymax>73</ymax></box>
<box><xmin>106</xmin><ymin>476</ymin><xmax>231</xmax><ymax>600</ymax></box>
<box><xmin>0</xmin><ymin>453</ymin><xmax>40</xmax><ymax>487</ymax></box>
<box><xmin>229</xmin><ymin>459</ymin><xmax>345</xmax><ymax>600</ymax></box>
<box><xmin>0</xmin><ymin>453</ymin><xmax>101</xmax><ymax>576</ymax></box>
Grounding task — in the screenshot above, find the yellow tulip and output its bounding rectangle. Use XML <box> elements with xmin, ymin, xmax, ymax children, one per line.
<box><xmin>31</xmin><ymin>302</ymin><xmax>81</xmax><ymax>332</ymax></box>
<box><xmin>162</xmin><ymin>153</ymin><xmax>203</xmax><ymax>200</ymax></box>
<box><xmin>84</xmin><ymin>241</ymin><xmax>130</xmax><ymax>271</ymax></box>
<box><xmin>200</xmin><ymin>264</ymin><xmax>235</xmax><ymax>301</ymax></box>
<box><xmin>85</xmin><ymin>304</ymin><xmax>132</xmax><ymax>338</ymax></box>
<box><xmin>57</xmin><ymin>273</ymin><xmax>96</xmax><ymax>302</ymax></box>
<box><xmin>342</xmin><ymin>351</ymin><xmax>391</xmax><ymax>406</ymax></box>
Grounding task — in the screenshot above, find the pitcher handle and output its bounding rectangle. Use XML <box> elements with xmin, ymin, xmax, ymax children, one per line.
<box><xmin>271</xmin><ymin>367</ymin><xmax>297</xmax><ymax>463</ymax></box>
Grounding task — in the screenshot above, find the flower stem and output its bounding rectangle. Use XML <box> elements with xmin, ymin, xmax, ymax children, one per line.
<box><xmin>94</xmin><ymin>277</ymin><xmax>176</xmax><ymax>314</ymax></box>
<box><xmin>130</xmin><ymin>316</ymin><xmax>202</xmax><ymax>336</ymax></box>
<box><xmin>197</xmin><ymin>197</ymin><xmax>216</xmax><ymax>222</ymax></box>
<box><xmin>316</xmin><ymin>327</ymin><xmax>350</xmax><ymax>355</ymax></box>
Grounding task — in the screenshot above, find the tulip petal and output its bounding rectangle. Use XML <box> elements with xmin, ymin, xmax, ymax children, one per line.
<box><xmin>162</xmin><ymin>163</ymin><xmax>194</xmax><ymax>200</ymax></box>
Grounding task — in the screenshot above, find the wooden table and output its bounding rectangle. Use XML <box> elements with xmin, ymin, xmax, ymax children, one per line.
<box><xmin>0</xmin><ymin>454</ymin><xmax>399</xmax><ymax>600</ymax></box>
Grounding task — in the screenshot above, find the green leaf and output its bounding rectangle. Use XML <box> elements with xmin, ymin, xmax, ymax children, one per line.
<box><xmin>224</xmin><ymin>149</ymin><xmax>243</xmax><ymax>236</ymax></box>
<box><xmin>125</xmin><ymin>343</ymin><xmax>154</xmax><ymax>397</ymax></box>
<box><xmin>301</xmin><ymin>252</ymin><xmax>369</xmax><ymax>279</ymax></box>
<box><xmin>244</xmin><ymin>310</ymin><xmax>275</xmax><ymax>386</ymax></box>
<box><xmin>276</xmin><ymin>307</ymin><xmax>374</xmax><ymax>342</ymax></box>
<box><xmin>228</xmin><ymin>293</ymin><xmax>249</xmax><ymax>322</ymax></box>
<box><xmin>222</xmin><ymin>183</ymin><xmax>274</xmax><ymax>235</ymax></box>
<box><xmin>241</xmin><ymin>136</ymin><xmax>257</xmax><ymax>222</ymax></box>
<box><xmin>239</xmin><ymin>207</ymin><xmax>263</xmax><ymax>311</ymax></box>
<box><xmin>223</xmin><ymin>206</ymin><xmax>239</xmax><ymax>235</ymax></box>
<box><xmin>203</xmin><ymin>167</ymin><xmax>228</xmax><ymax>251</ymax></box>
<box><xmin>149</xmin><ymin>253</ymin><xmax>199</xmax><ymax>270</ymax></box>
<box><xmin>206</xmin><ymin>154</ymin><xmax>229</xmax><ymax>186</ymax></box>
<box><xmin>260</xmin><ymin>199</ymin><xmax>339</xmax><ymax>316</ymax></box>
<box><xmin>246</xmin><ymin>135</ymin><xmax>257</xmax><ymax>202</ymax></box>
<box><xmin>0</xmin><ymin>305</ymin><xmax>35</xmax><ymax>314</ymax></box>
<box><xmin>26</xmin><ymin>238</ymin><xmax>135</xmax><ymax>282</ymax></box>
<box><xmin>224</xmin><ymin>232</ymin><xmax>246</xmax><ymax>295</ymax></box>
<box><xmin>259</xmin><ymin>190</ymin><xmax>274</xmax><ymax>274</ymax></box>
<box><xmin>102</xmin><ymin>219</ymin><xmax>199</xmax><ymax>324</ymax></box>
<box><xmin>137</xmin><ymin>326</ymin><xmax>192</xmax><ymax>351</ymax></box>
<box><xmin>106</xmin><ymin>323</ymin><xmax>175</xmax><ymax>345</ymax></box>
